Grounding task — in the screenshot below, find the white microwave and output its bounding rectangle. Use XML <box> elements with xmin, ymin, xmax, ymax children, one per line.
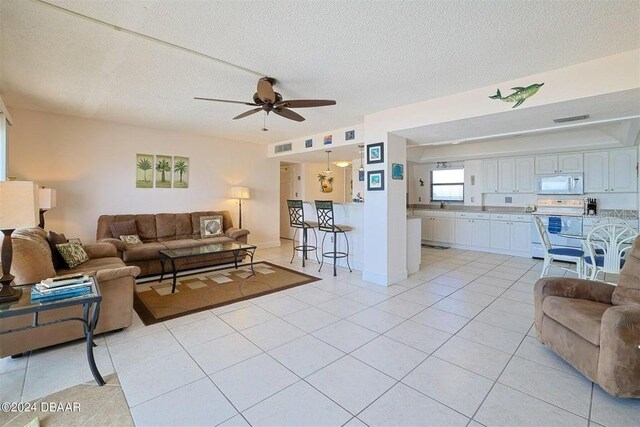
<box><xmin>536</xmin><ymin>174</ymin><xmax>584</xmax><ymax>195</ymax></box>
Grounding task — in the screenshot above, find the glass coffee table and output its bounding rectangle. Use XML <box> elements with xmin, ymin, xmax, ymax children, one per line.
<box><xmin>0</xmin><ymin>277</ymin><xmax>105</xmax><ymax>386</ymax></box>
<box><xmin>159</xmin><ymin>242</ymin><xmax>257</xmax><ymax>293</ymax></box>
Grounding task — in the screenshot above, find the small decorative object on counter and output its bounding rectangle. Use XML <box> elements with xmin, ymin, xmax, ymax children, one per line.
<box><xmin>524</xmin><ymin>204</ymin><xmax>536</xmax><ymax>213</ymax></box>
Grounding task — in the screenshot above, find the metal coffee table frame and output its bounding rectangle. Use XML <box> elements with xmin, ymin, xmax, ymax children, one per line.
<box><xmin>159</xmin><ymin>243</ymin><xmax>257</xmax><ymax>293</ymax></box>
<box><xmin>0</xmin><ymin>277</ymin><xmax>105</xmax><ymax>386</ymax></box>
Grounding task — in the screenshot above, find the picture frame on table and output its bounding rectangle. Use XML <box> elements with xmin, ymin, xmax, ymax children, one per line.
<box><xmin>367</xmin><ymin>143</ymin><xmax>384</xmax><ymax>164</ymax></box>
<box><xmin>367</xmin><ymin>170</ymin><xmax>385</xmax><ymax>191</ymax></box>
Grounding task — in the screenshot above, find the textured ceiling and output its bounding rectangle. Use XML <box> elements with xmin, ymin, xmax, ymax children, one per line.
<box><xmin>1</xmin><ymin>0</ymin><xmax>639</xmax><ymax>144</ymax></box>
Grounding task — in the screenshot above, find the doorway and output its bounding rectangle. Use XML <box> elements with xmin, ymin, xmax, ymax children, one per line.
<box><xmin>280</xmin><ymin>163</ymin><xmax>296</xmax><ymax>240</ymax></box>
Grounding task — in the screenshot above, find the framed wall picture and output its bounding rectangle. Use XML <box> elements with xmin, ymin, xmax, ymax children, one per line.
<box><xmin>173</xmin><ymin>156</ymin><xmax>189</xmax><ymax>188</ymax></box>
<box><xmin>323</xmin><ymin>135</ymin><xmax>333</xmax><ymax>145</ymax></box>
<box><xmin>345</xmin><ymin>130</ymin><xmax>355</xmax><ymax>141</ymax></box>
<box><xmin>392</xmin><ymin>163</ymin><xmax>404</xmax><ymax>180</ymax></box>
<box><xmin>367</xmin><ymin>170</ymin><xmax>385</xmax><ymax>191</ymax></box>
<box><xmin>136</xmin><ymin>153</ymin><xmax>154</xmax><ymax>188</ymax></box>
<box><xmin>305</xmin><ymin>139</ymin><xmax>313</xmax><ymax>148</ymax></box>
<box><xmin>155</xmin><ymin>155</ymin><xmax>172</xmax><ymax>188</ymax></box>
<box><xmin>367</xmin><ymin>142</ymin><xmax>384</xmax><ymax>164</ymax></box>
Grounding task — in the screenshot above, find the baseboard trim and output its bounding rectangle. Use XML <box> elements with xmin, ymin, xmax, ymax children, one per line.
<box><xmin>255</xmin><ymin>241</ymin><xmax>282</xmax><ymax>249</ymax></box>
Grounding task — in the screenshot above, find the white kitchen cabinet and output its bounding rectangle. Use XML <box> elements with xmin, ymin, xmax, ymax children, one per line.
<box><xmin>584</xmin><ymin>151</ymin><xmax>609</xmax><ymax>193</ymax></box>
<box><xmin>497</xmin><ymin>157</ymin><xmax>534</xmax><ymax>193</ymax></box>
<box><xmin>490</xmin><ymin>219</ymin><xmax>511</xmax><ymax>250</ymax></box>
<box><xmin>420</xmin><ymin>214</ymin><xmax>433</xmax><ymax>241</ymax></box>
<box><xmin>472</xmin><ymin>219</ymin><xmax>492</xmax><ymax>248</ymax></box>
<box><xmin>498</xmin><ymin>158</ymin><xmax>516</xmax><ymax>193</ymax></box>
<box><xmin>454</xmin><ymin>218</ymin><xmax>473</xmax><ymax>246</ymax></box>
<box><xmin>608</xmin><ymin>148</ymin><xmax>638</xmax><ymax>193</ymax></box>
<box><xmin>482</xmin><ymin>159</ymin><xmax>499</xmax><ymax>193</ymax></box>
<box><xmin>515</xmin><ymin>157</ymin><xmax>535</xmax><ymax>193</ymax></box>
<box><xmin>490</xmin><ymin>215</ymin><xmax>531</xmax><ymax>255</ymax></box>
<box><xmin>584</xmin><ymin>148</ymin><xmax>638</xmax><ymax>193</ymax></box>
<box><xmin>418</xmin><ymin>211</ymin><xmax>454</xmax><ymax>243</ymax></box>
<box><xmin>558</xmin><ymin>153</ymin><xmax>583</xmax><ymax>173</ymax></box>
<box><xmin>536</xmin><ymin>153</ymin><xmax>583</xmax><ymax>174</ymax></box>
<box><xmin>433</xmin><ymin>217</ymin><xmax>454</xmax><ymax>243</ymax></box>
<box><xmin>535</xmin><ymin>155</ymin><xmax>558</xmax><ymax>174</ymax></box>
<box><xmin>510</xmin><ymin>221</ymin><xmax>532</xmax><ymax>253</ymax></box>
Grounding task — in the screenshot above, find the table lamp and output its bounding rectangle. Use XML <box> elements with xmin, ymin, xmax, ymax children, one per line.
<box><xmin>0</xmin><ymin>181</ymin><xmax>39</xmax><ymax>303</ymax></box>
<box><xmin>38</xmin><ymin>187</ymin><xmax>57</xmax><ymax>229</ymax></box>
<box><xmin>230</xmin><ymin>186</ymin><xmax>250</xmax><ymax>229</ymax></box>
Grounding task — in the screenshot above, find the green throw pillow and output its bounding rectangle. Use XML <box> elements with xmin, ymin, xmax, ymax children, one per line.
<box><xmin>119</xmin><ymin>234</ymin><xmax>143</xmax><ymax>248</ymax></box>
<box><xmin>56</xmin><ymin>243</ymin><xmax>89</xmax><ymax>269</ymax></box>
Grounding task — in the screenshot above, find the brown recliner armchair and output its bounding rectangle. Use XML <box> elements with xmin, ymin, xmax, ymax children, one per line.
<box><xmin>0</xmin><ymin>228</ymin><xmax>140</xmax><ymax>358</ymax></box>
<box><xmin>534</xmin><ymin>235</ymin><xmax>640</xmax><ymax>398</ymax></box>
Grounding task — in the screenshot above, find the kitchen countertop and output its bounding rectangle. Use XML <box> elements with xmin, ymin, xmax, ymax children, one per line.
<box><xmin>409</xmin><ymin>205</ymin><xmax>531</xmax><ymax>215</ymax></box>
<box><xmin>409</xmin><ymin>205</ymin><xmax>639</xmax><ymax>220</ymax></box>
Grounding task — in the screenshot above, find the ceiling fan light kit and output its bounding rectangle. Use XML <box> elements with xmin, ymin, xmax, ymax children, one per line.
<box><xmin>195</xmin><ymin>77</ymin><xmax>336</xmax><ymax>127</ymax></box>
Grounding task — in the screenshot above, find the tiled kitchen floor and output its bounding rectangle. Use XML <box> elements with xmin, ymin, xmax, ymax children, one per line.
<box><xmin>1</xmin><ymin>244</ymin><xmax>639</xmax><ymax>426</ymax></box>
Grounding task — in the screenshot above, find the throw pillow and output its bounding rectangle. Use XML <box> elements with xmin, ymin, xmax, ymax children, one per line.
<box><xmin>199</xmin><ymin>215</ymin><xmax>224</xmax><ymax>238</ymax></box>
<box><xmin>110</xmin><ymin>220</ymin><xmax>137</xmax><ymax>239</ymax></box>
<box><xmin>56</xmin><ymin>243</ymin><xmax>89</xmax><ymax>269</ymax></box>
<box><xmin>119</xmin><ymin>234</ymin><xmax>143</xmax><ymax>248</ymax></box>
<box><xmin>47</xmin><ymin>231</ymin><xmax>68</xmax><ymax>269</ymax></box>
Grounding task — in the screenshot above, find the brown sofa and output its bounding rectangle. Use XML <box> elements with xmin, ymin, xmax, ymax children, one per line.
<box><xmin>96</xmin><ymin>211</ymin><xmax>250</xmax><ymax>276</ymax></box>
<box><xmin>534</xmin><ymin>236</ymin><xmax>640</xmax><ymax>398</ymax></box>
<box><xmin>0</xmin><ymin>228</ymin><xmax>140</xmax><ymax>358</ymax></box>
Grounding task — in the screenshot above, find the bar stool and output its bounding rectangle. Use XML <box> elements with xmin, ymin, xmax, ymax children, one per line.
<box><xmin>287</xmin><ymin>200</ymin><xmax>319</xmax><ymax>267</ymax></box>
<box><xmin>315</xmin><ymin>200</ymin><xmax>353</xmax><ymax>276</ymax></box>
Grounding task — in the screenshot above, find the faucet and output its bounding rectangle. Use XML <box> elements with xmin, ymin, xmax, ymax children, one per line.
<box><xmin>440</xmin><ymin>201</ymin><xmax>446</xmax><ymax>209</ymax></box>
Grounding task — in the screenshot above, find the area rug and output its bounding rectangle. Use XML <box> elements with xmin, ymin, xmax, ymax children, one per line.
<box><xmin>0</xmin><ymin>374</ymin><xmax>133</xmax><ymax>427</ymax></box>
<box><xmin>133</xmin><ymin>261</ymin><xmax>320</xmax><ymax>325</ymax></box>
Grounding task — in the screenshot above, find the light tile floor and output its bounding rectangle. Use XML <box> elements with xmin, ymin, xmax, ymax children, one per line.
<box><xmin>1</xmin><ymin>243</ymin><xmax>639</xmax><ymax>427</ymax></box>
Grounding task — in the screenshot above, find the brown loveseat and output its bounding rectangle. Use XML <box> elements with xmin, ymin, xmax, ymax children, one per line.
<box><xmin>0</xmin><ymin>228</ymin><xmax>140</xmax><ymax>358</ymax></box>
<box><xmin>534</xmin><ymin>236</ymin><xmax>640</xmax><ymax>398</ymax></box>
<box><xmin>96</xmin><ymin>211</ymin><xmax>250</xmax><ymax>277</ymax></box>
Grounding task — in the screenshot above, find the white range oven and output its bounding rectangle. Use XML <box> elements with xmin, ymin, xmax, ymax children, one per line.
<box><xmin>531</xmin><ymin>199</ymin><xmax>584</xmax><ymax>259</ymax></box>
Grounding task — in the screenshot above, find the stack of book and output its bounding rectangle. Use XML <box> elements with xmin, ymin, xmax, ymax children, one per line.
<box><xmin>31</xmin><ymin>275</ymin><xmax>93</xmax><ymax>303</ymax></box>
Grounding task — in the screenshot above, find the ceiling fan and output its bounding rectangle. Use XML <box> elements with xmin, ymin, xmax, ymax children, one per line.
<box><xmin>194</xmin><ymin>77</ymin><xmax>336</xmax><ymax>123</ymax></box>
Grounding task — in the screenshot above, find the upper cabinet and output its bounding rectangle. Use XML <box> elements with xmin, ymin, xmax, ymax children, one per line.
<box><xmin>584</xmin><ymin>148</ymin><xmax>638</xmax><ymax>193</ymax></box>
<box><xmin>584</xmin><ymin>151</ymin><xmax>609</xmax><ymax>192</ymax></box>
<box><xmin>498</xmin><ymin>158</ymin><xmax>516</xmax><ymax>193</ymax></box>
<box><xmin>558</xmin><ymin>153</ymin><xmax>584</xmax><ymax>173</ymax></box>
<box><xmin>515</xmin><ymin>157</ymin><xmax>536</xmax><ymax>193</ymax></box>
<box><xmin>497</xmin><ymin>157</ymin><xmax>535</xmax><ymax>193</ymax></box>
<box><xmin>535</xmin><ymin>153</ymin><xmax>583</xmax><ymax>174</ymax></box>
<box><xmin>482</xmin><ymin>159</ymin><xmax>499</xmax><ymax>193</ymax></box>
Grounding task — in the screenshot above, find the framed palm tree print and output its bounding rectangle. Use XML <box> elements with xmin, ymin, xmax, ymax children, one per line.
<box><xmin>136</xmin><ymin>154</ymin><xmax>154</xmax><ymax>188</ymax></box>
<box><xmin>155</xmin><ymin>155</ymin><xmax>172</xmax><ymax>188</ymax></box>
<box><xmin>173</xmin><ymin>156</ymin><xmax>189</xmax><ymax>188</ymax></box>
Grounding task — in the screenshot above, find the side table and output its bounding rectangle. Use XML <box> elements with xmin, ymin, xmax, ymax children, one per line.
<box><xmin>0</xmin><ymin>277</ymin><xmax>105</xmax><ymax>386</ymax></box>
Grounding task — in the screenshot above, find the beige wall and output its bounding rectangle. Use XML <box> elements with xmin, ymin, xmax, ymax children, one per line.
<box><xmin>302</xmin><ymin>162</ymin><xmax>346</xmax><ymax>203</ymax></box>
<box><xmin>7</xmin><ymin>108</ymin><xmax>280</xmax><ymax>245</ymax></box>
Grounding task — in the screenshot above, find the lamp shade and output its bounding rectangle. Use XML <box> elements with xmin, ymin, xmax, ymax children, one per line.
<box><xmin>39</xmin><ymin>188</ymin><xmax>57</xmax><ymax>210</ymax></box>
<box><xmin>230</xmin><ymin>186</ymin><xmax>250</xmax><ymax>199</ymax></box>
<box><xmin>0</xmin><ymin>181</ymin><xmax>39</xmax><ymax>230</ymax></box>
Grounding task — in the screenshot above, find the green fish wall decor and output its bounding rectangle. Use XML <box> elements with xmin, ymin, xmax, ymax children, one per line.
<box><xmin>489</xmin><ymin>83</ymin><xmax>544</xmax><ymax>108</ymax></box>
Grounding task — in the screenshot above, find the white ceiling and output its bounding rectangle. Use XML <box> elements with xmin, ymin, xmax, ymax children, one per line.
<box><xmin>1</xmin><ymin>0</ymin><xmax>639</xmax><ymax>144</ymax></box>
<box><xmin>397</xmin><ymin>89</ymin><xmax>640</xmax><ymax>145</ymax></box>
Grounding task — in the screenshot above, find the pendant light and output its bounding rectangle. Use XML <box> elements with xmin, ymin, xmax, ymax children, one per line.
<box><xmin>324</xmin><ymin>150</ymin><xmax>333</xmax><ymax>175</ymax></box>
<box><xmin>358</xmin><ymin>144</ymin><xmax>364</xmax><ymax>172</ymax></box>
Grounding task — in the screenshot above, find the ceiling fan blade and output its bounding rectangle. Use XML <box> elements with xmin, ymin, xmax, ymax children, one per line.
<box><xmin>233</xmin><ymin>108</ymin><xmax>263</xmax><ymax>120</ymax></box>
<box><xmin>276</xmin><ymin>99</ymin><xmax>336</xmax><ymax>108</ymax></box>
<box><xmin>257</xmin><ymin>78</ymin><xmax>276</xmax><ymax>103</ymax></box>
<box><xmin>273</xmin><ymin>107</ymin><xmax>305</xmax><ymax>122</ymax></box>
<box><xmin>194</xmin><ymin>97</ymin><xmax>257</xmax><ymax>106</ymax></box>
